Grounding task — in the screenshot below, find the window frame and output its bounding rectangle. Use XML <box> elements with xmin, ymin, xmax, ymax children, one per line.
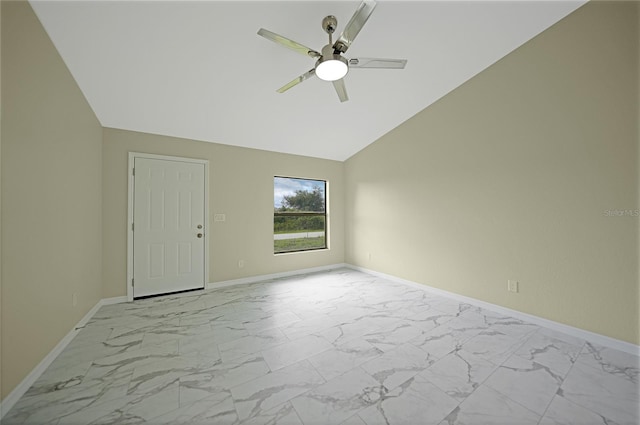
<box><xmin>273</xmin><ymin>176</ymin><xmax>328</xmax><ymax>254</ymax></box>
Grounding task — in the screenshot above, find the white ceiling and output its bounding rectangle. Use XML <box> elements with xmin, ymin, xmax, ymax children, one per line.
<box><xmin>30</xmin><ymin>0</ymin><xmax>585</xmax><ymax>161</ymax></box>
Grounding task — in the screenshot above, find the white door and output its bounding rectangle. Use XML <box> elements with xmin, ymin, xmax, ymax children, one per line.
<box><xmin>133</xmin><ymin>157</ymin><xmax>205</xmax><ymax>298</ymax></box>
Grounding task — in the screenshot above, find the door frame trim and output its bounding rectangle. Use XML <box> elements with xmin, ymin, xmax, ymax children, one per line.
<box><xmin>127</xmin><ymin>152</ymin><xmax>210</xmax><ymax>302</ymax></box>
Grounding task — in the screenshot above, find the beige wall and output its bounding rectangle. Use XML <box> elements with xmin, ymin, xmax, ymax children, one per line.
<box><xmin>1</xmin><ymin>1</ymin><xmax>103</xmax><ymax>399</ymax></box>
<box><xmin>345</xmin><ymin>1</ymin><xmax>639</xmax><ymax>344</ymax></box>
<box><xmin>0</xmin><ymin>0</ymin><xmax>637</xmax><ymax>407</ymax></box>
<box><xmin>102</xmin><ymin>128</ymin><xmax>344</xmax><ymax>298</ymax></box>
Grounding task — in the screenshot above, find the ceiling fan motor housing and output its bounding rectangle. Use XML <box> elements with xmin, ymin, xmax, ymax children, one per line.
<box><xmin>322</xmin><ymin>15</ymin><xmax>338</xmax><ymax>34</ymax></box>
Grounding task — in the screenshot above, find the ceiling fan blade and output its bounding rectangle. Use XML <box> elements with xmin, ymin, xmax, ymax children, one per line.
<box><xmin>334</xmin><ymin>0</ymin><xmax>376</xmax><ymax>53</ymax></box>
<box><xmin>277</xmin><ymin>69</ymin><xmax>316</xmax><ymax>93</ymax></box>
<box><xmin>349</xmin><ymin>57</ymin><xmax>407</xmax><ymax>69</ymax></box>
<box><xmin>332</xmin><ymin>78</ymin><xmax>349</xmax><ymax>102</ymax></box>
<box><xmin>258</xmin><ymin>28</ymin><xmax>321</xmax><ymax>58</ymax></box>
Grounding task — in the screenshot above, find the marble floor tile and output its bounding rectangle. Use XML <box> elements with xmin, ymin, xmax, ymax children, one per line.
<box><xmin>218</xmin><ymin>328</ymin><xmax>289</xmax><ymax>362</ymax></box>
<box><xmin>179</xmin><ymin>354</ymin><xmax>270</xmax><ymax>406</ymax></box>
<box><xmin>461</xmin><ymin>330</ymin><xmax>528</xmax><ymax>366</ymax></box>
<box><xmin>3</xmin><ymin>369</ymin><xmax>134</xmax><ymax>425</ymax></box>
<box><xmin>439</xmin><ymin>385</ymin><xmax>540</xmax><ymax>425</ymax></box>
<box><xmin>308</xmin><ymin>338</ymin><xmax>383</xmax><ymax>381</ymax></box>
<box><xmin>484</xmin><ymin>354</ymin><xmax>563</xmax><ymax>415</ymax></box>
<box><xmin>241</xmin><ymin>401</ymin><xmax>304</xmax><ymax>425</ymax></box>
<box><xmin>578</xmin><ymin>341</ymin><xmax>639</xmax><ymax>384</ymax></box>
<box><xmin>482</xmin><ymin>315</ymin><xmax>540</xmax><ymax>339</ymax></box>
<box><xmin>3</xmin><ymin>268</ymin><xmax>638</xmax><ymax>425</ymax></box>
<box><xmin>288</xmin><ymin>302</ymin><xmax>339</xmax><ymax>320</ymax></box>
<box><xmin>559</xmin><ymin>359</ymin><xmax>639</xmax><ymax>425</ymax></box>
<box><xmin>341</xmin><ymin>414</ymin><xmax>368</xmax><ymax>425</ymax></box>
<box><xmin>134</xmin><ymin>300</ymin><xmax>208</xmax><ymax>321</ymax></box>
<box><xmin>178</xmin><ymin>331</ymin><xmax>223</xmax><ymax>358</ymax></box>
<box><xmin>362</xmin><ymin>320</ymin><xmax>425</xmax><ymax>352</ymax></box>
<box><xmin>84</xmin><ymin>314</ymin><xmax>145</xmax><ymax>330</ymax></box>
<box><xmin>147</xmin><ymin>390</ymin><xmax>238</xmax><ymax>424</ymax></box>
<box><xmin>102</xmin><ymin>318</ymin><xmax>181</xmax><ymax>341</ymax></box>
<box><xmin>361</xmin><ymin>343</ymin><xmax>434</xmax><ymax>391</ymax></box>
<box><xmin>71</xmin><ymin>326</ymin><xmax>114</xmax><ymax>345</ymax></box>
<box><xmin>358</xmin><ymin>374</ymin><xmax>458</xmax><ymax>425</ymax></box>
<box><xmin>454</xmin><ymin>308</ymin><xmax>496</xmax><ymax>330</ymax></box>
<box><xmin>210</xmin><ymin>319</ymin><xmax>251</xmax><ymax>336</ymax></box>
<box><xmin>290</xmin><ymin>367</ymin><xmax>385</xmax><ymax>425</ymax></box>
<box><xmin>539</xmin><ymin>394</ymin><xmax>618</xmax><ymax>425</ymax></box>
<box><xmin>352</xmin><ymin>311</ymin><xmax>405</xmax><ymax>331</ymax></box>
<box><xmin>178</xmin><ymin>304</ymin><xmax>237</xmax><ymax>327</ymax></box>
<box><xmin>318</xmin><ymin>318</ymin><xmax>384</xmax><ymax>347</ymax></box>
<box><xmin>420</xmin><ymin>348</ymin><xmax>496</xmax><ymax>401</ymax></box>
<box><xmin>25</xmin><ymin>360</ymin><xmax>93</xmax><ymax>397</ymax></box>
<box><xmin>395</xmin><ymin>309</ymin><xmax>455</xmax><ymax>333</ymax></box>
<box><xmin>242</xmin><ymin>310</ymin><xmax>302</xmax><ymax>333</ymax></box>
<box><xmin>431</xmin><ymin>300</ymin><xmax>474</xmax><ymax>317</ymax></box>
<box><xmin>58</xmin><ymin>381</ymin><xmax>180</xmax><ymax>424</ymax></box>
<box><xmin>262</xmin><ymin>334</ymin><xmax>333</xmax><ymax>371</ymax></box>
<box><xmin>536</xmin><ymin>327</ymin><xmax>586</xmax><ymax>347</ymax></box>
<box><xmin>514</xmin><ymin>329</ymin><xmax>584</xmax><ymax>377</ymax></box>
<box><xmin>278</xmin><ymin>314</ymin><xmax>341</xmax><ymax>340</ymax></box>
<box><xmin>139</xmin><ymin>322</ymin><xmax>213</xmax><ymax>348</ymax></box>
<box><xmin>323</xmin><ymin>304</ymin><xmax>370</xmax><ymax>322</ymax></box>
<box><xmin>445</xmin><ymin>314</ymin><xmax>491</xmax><ymax>335</ymax></box>
<box><xmin>84</xmin><ymin>340</ymin><xmax>179</xmax><ymax>380</ymax></box>
<box><xmin>231</xmin><ymin>360</ymin><xmax>325</xmax><ymax>422</ymax></box>
<box><xmin>127</xmin><ymin>354</ymin><xmax>220</xmax><ymax>397</ymax></box>
<box><xmin>409</xmin><ymin>320</ymin><xmax>482</xmax><ymax>361</ymax></box>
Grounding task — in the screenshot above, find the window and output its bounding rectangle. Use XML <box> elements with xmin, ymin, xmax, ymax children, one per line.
<box><xmin>274</xmin><ymin>176</ymin><xmax>327</xmax><ymax>254</ymax></box>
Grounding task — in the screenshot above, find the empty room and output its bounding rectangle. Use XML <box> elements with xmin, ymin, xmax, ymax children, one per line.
<box><xmin>1</xmin><ymin>0</ymin><xmax>638</xmax><ymax>424</ymax></box>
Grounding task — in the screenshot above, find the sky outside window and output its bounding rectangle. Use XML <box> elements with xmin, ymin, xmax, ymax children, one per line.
<box><xmin>274</xmin><ymin>177</ymin><xmax>325</xmax><ymax>209</ymax></box>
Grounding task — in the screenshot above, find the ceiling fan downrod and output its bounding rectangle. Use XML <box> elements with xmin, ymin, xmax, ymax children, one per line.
<box><xmin>322</xmin><ymin>15</ymin><xmax>338</xmax><ymax>45</ymax></box>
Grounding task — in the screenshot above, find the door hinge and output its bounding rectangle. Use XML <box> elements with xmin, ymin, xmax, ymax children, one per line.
<box><xmin>132</xmin><ymin>222</ymin><xmax>134</xmax><ymax>231</ymax></box>
<box><xmin>132</xmin><ymin>168</ymin><xmax>135</xmax><ymax>176</ymax></box>
<box><xmin>132</xmin><ymin>278</ymin><xmax>134</xmax><ymax>287</ymax></box>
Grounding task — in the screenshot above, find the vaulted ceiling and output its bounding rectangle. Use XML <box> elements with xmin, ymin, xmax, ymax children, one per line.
<box><xmin>30</xmin><ymin>0</ymin><xmax>585</xmax><ymax>161</ymax></box>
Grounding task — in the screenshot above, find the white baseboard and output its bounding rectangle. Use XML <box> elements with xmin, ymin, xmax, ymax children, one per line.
<box><xmin>207</xmin><ymin>263</ymin><xmax>348</xmax><ymax>290</ymax></box>
<box><xmin>347</xmin><ymin>264</ymin><xmax>640</xmax><ymax>357</ymax></box>
<box><xmin>0</xmin><ymin>298</ymin><xmax>107</xmax><ymax>419</ymax></box>
<box><xmin>101</xmin><ymin>296</ymin><xmax>128</xmax><ymax>306</ymax></box>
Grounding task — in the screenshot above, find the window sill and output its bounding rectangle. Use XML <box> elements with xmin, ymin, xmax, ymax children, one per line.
<box><xmin>274</xmin><ymin>248</ymin><xmax>330</xmax><ymax>256</ymax></box>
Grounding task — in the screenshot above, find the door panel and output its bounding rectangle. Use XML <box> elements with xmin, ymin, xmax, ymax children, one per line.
<box><xmin>133</xmin><ymin>158</ymin><xmax>205</xmax><ymax>298</ymax></box>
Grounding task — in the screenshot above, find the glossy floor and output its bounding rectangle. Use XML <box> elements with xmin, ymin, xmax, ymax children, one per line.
<box><xmin>4</xmin><ymin>268</ymin><xmax>639</xmax><ymax>424</ymax></box>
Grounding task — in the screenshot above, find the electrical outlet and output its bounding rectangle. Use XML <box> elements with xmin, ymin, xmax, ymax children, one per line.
<box><xmin>238</xmin><ymin>260</ymin><xmax>245</xmax><ymax>269</ymax></box>
<box><xmin>214</xmin><ymin>214</ymin><xmax>226</xmax><ymax>222</ymax></box>
<box><xmin>367</xmin><ymin>252</ymin><xmax>371</xmax><ymax>261</ymax></box>
<box><xmin>72</xmin><ymin>293</ymin><xmax>78</xmax><ymax>307</ymax></box>
<box><xmin>507</xmin><ymin>280</ymin><xmax>519</xmax><ymax>293</ymax></box>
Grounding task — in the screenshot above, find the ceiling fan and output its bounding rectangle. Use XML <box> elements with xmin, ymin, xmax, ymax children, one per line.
<box><xmin>257</xmin><ymin>0</ymin><xmax>407</xmax><ymax>102</ymax></box>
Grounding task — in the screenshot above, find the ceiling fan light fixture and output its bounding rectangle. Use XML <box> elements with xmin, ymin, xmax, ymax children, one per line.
<box><xmin>315</xmin><ymin>55</ymin><xmax>348</xmax><ymax>81</ymax></box>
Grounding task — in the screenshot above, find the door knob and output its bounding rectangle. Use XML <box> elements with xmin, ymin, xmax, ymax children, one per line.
<box><xmin>197</xmin><ymin>224</ymin><xmax>203</xmax><ymax>229</ymax></box>
<box><xmin>197</xmin><ymin>233</ymin><xmax>203</xmax><ymax>238</ymax></box>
